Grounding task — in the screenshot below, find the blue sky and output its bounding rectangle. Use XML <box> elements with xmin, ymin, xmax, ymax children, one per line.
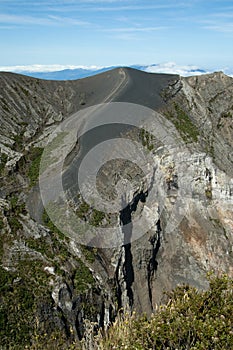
<box><xmin>0</xmin><ymin>0</ymin><xmax>233</xmax><ymax>69</ymax></box>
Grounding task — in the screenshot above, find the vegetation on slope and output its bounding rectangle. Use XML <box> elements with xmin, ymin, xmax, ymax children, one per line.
<box><xmin>76</xmin><ymin>200</ymin><xmax>105</xmax><ymax>227</ymax></box>
<box><xmin>92</xmin><ymin>273</ymin><xmax>233</xmax><ymax>350</ymax></box>
<box><xmin>0</xmin><ymin>205</ymin><xmax>96</xmax><ymax>349</ymax></box>
<box><xmin>0</xmin><ymin>153</ymin><xmax>8</xmax><ymax>176</ymax></box>
<box><xmin>165</xmin><ymin>102</ymin><xmax>200</xmax><ymax>143</ymax></box>
<box><xmin>27</xmin><ymin>147</ymin><xmax>44</xmax><ymax>187</ymax></box>
<box><xmin>0</xmin><ymin>260</ymin><xmax>55</xmax><ymax>349</ymax></box>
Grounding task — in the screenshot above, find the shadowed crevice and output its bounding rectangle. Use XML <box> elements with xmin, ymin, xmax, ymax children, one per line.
<box><xmin>119</xmin><ymin>190</ymin><xmax>148</xmax><ymax>308</ymax></box>
<box><xmin>147</xmin><ymin>220</ymin><xmax>162</xmax><ymax>308</ymax></box>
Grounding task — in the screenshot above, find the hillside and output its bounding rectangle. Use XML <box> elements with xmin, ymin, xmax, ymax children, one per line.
<box><xmin>0</xmin><ymin>68</ymin><xmax>232</xmax><ymax>349</ymax></box>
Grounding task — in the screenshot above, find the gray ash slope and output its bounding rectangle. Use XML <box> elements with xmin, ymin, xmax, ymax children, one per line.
<box><xmin>114</xmin><ymin>67</ymin><xmax>179</xmax><ymax>108</ymax></box>
<box><xmin>0</xmin><ymin>68</ymin><xmax>232</xmax><ymax>348</ymax></box>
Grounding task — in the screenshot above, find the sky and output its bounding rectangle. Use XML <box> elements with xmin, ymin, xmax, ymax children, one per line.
<box><xmin>0</xmin><ymin>0</ymin><xmax>233</xmax><ymax>71</ymax></box>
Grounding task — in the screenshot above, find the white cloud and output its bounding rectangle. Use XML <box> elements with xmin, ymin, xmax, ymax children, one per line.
<box><xmin>0</xmin><ymin>14</ymin><xmax>50</xmax><ymax>26</ymax></box>
<box><xmin>79</xmin><ymin>0</ymin><xmax>129</xmax><ymax>2</ymax></box>
<box><xmin>87</xmin><ymin>3</ymin><xmax>187</xmax><ymax>11</ymax></box>
<box><xmin>222</xmin><ymin>67</ymin><xmax>233</xmax><ymax>77</ymax></box>
<box><xmin>47</xmin><ymin>15</ymin><xmax>89</xmax><ymax>26</ymax></box>
<box><xmin>0</xmin><ymin>64</ymin><xmax>105</xmax><ymax>73</ymax></box>
<box><xmin>0</xmin><ymin>13</ymin><xmax>90</xmax><ymax>27</ymax></box>
<box><xmin>104</xmin><ymin>26</ymin><xmax>168</xmax><ymax>33</ymax></box>
<box><xmin>199</xmin><ymin>12</ymin><xmax>233</xmax><ymax>34</ymax></box>
<box><xmin>145</xmin><ymin>62</ymin><xmax>209</xmax><ymax>77</ymax></box>
<box><xmin>203</xmin><ymin>23</ymin><xmax>233</xmax><ymax>33</ymax></box>
<box><xmin>0</xmin><ymin>62</ymin><xmax>232</xmax><ymax>78</ymax></box>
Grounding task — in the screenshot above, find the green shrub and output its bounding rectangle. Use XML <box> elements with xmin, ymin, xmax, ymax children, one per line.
<box><xmin>0</xmin><ymin>217</ymin><xmax>4</xmax><ymax>230</ymax></box>
<box><xmin>8</xmin><ymin>215</ymin><xmax>23</xmax><ymax>233</ymax></box>
<box><xmin>28</xmin><ymin>147</ymin><xmax>44</xmax><ymax>186</ymax></box>
<box><xmin>42</xmin><ymin>208</ymin><xmax>65</xmax><ymax>240</ymax></box>
<box><xmin>139</xmin><ymin>128</ymin><xmax>154</xmax><ymax>151</ymax></box>
<box><xmin>80</xmin><ymin>245</ymin><xmax>97</xmax><ymax>263</ymax></box>
<box><xmin>0</xmin><ymin>260</ymin><xmax>51</xmax><ymax>349</ymax></box>
<box><xmin>4</xmin><ymin>195</ymin><xmax>26</xmax><ymax>233</ymax></box>
<box><xmin>76</xmin><ymin>201</ymin><xmax>90</xmax><ymax>220</ymax></box>
<box><xmin>76</xmin><ymin>201</ymin><xmax>105</xmax><ymax>227</ymax></box>
<box><xmin>0</xmin><ymin>153</ymin><xmax>8</xmax><ymax>175</ymax></box>
<box><xmin>165</xmin><ymin>103</ymin><xmax>199</xmax><ymax>143</ymax></box>
<box><xmin>25</xmin><ymin>237</ymin><xmax>54</xmax><ymax>259</ymax></box>
<box><xmin>89</xmin><ymin>209</ymin><xmax>105</xmax><ymax>227</ymax></box>
<box><xmin>73</xmin><ymin>260</ymin><xmax>95</xmax><ymax>293</ymax></box>
<box><xmin>94</xmin><ymin>273</ymin><xmax>233</xmax><ymax>349</ymax></box>
<box><xmin>9</xmin><ymin>195</ymin><xmax>26</xmax><ymax>214</ymax></box>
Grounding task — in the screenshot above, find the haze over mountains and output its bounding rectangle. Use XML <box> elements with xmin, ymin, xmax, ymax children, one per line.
<box><xmin>1</xmin><ymin>62</ymin><xmax>233</xmax><ymax>80</ymax></box>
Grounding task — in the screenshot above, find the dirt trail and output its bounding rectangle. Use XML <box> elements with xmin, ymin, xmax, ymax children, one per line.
<box><xmin>103</xmin><ymin>68</ymin><xmax>129</xmax><ymax>103</ymax></box>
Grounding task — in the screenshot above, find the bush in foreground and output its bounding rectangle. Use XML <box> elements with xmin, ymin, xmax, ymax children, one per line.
<box><xmin>92</xmin><ymin>273</ymin><xmax>233</xmax><ymax>350</ymax></box>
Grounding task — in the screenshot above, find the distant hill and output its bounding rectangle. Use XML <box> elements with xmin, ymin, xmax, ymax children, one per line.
<box><xmin>2</xmin><ymin>62</ymin><xmax>233</xmax><ymax>80</ymax></box>
<box><xmin>8</xmin><ymin>64</ymin><xmax>208</xmax><ymax>80</ymax></box>
<box><xmin>24</xmin><ymin>66</ymin><xmax>117</xmax><ymax>80</ymax></box>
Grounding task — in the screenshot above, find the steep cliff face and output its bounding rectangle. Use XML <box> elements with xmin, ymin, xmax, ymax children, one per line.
<box><xmin>99</xmin><ymin>138</ymin><xmax>232</xmax><ymax>315</ymax></box>
<box><xmin>0</xmin><ymin>68</ymin><xmax>232</xmax><ymax>348</ymax></box>
<box><xmin>145</xmin><ymin>72</ymin><xmax>233</xmax><ymax>308</ymax></box>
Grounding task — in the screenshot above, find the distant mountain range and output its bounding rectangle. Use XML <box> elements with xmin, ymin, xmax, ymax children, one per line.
<box><xmin>1</xmin><ymin>62</ymin><xmax>232</xmax><ymax>80</ymax></box>
<box><xmin>24</xmin><ymin>66</ymin><xmax>117</xmax><ymax>80</ymax></box>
